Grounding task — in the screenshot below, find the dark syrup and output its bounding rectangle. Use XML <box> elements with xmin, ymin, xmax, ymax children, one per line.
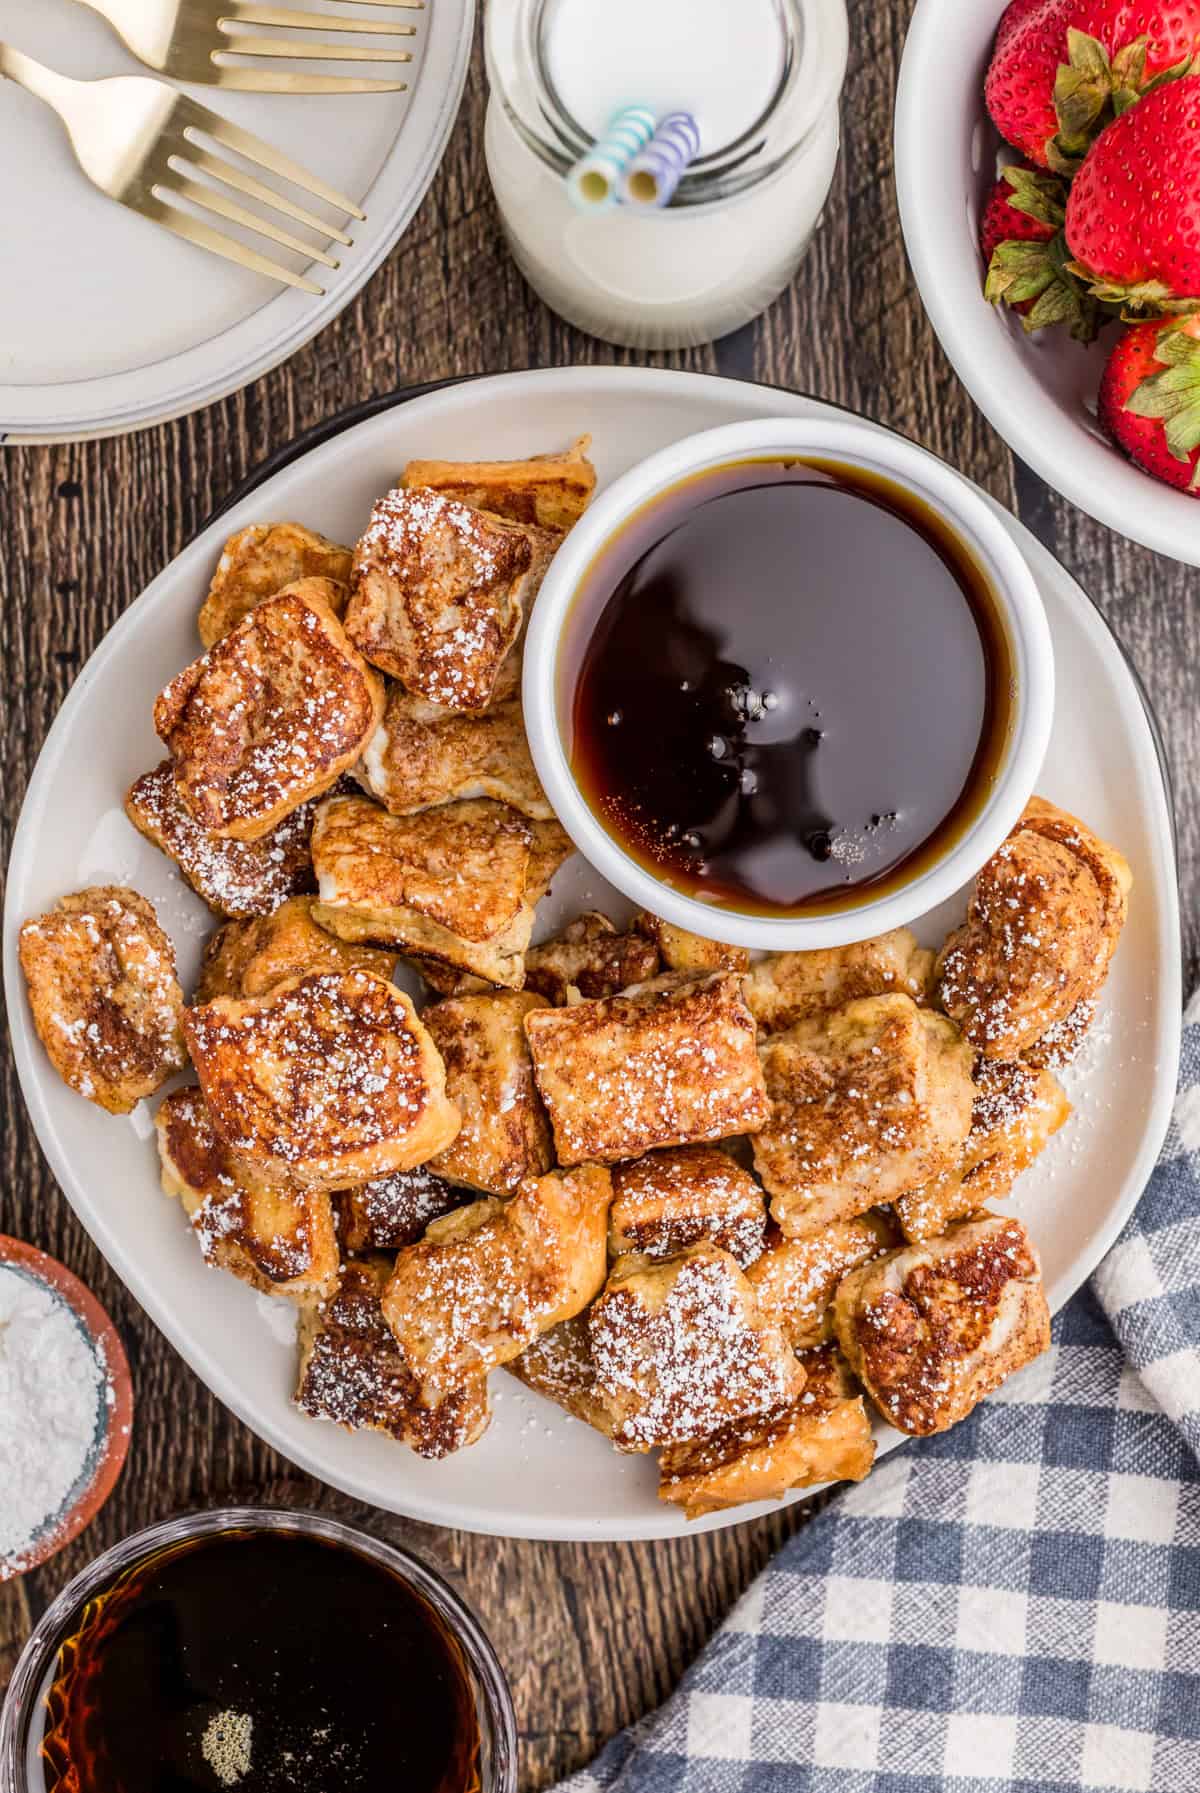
<box><xmin>568</xmin><ymin>457</ymin><xmax>1014</xmax><ymax>917</ymax></box>
<box><xmin>37</xmin><ymin>1528</ymin><xmax>482</xmax><ymax>1793</ymax></box>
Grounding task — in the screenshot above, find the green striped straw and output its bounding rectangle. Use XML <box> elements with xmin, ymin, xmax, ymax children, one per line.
<box><xmin>567</xmin><ymin>106</ymin><xmax>656</xmax><ymax>211</ymax></box>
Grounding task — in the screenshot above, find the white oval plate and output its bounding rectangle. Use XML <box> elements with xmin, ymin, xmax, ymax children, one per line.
<box><xmin>0</xmin><ymin>0</ymin><xmax>472</xmax><ymax>444</ymax></box>
<box><xmin>895</xmin><ymin>0</ymin><xmax>1200</xmax><ymax>567</ymax></box>
<box><xmin>4</xmin><ymin>367</ymin><xmax>1181</xmax><ymax>1539</ymax></box>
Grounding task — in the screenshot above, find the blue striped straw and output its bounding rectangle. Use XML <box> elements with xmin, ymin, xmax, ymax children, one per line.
<box><xmin>619</xmin><ymin>111</ymin><xmax>702</xmax><ymax>210</ymax></box>
<box><xmin>566</xmin><ymin>106</ymin><xmax>657</xmax><ymax>212</ymax></box>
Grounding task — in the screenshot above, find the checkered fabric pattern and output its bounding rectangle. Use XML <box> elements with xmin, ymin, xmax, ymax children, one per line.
<box><xmin>556</xmin><ymin>999</ymin><xmax>1200</xmax><ymax>1793</ymax></box>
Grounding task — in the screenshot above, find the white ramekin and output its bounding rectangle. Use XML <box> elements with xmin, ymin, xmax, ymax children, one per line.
<box><xmin>895</xmin><ymin>0</ymin><xmax>1200</xmax><ymax>568</ymax></box>
<box><xmin>523</xmin><ymin>416</ymin><xmax>1055</xmax><ymax>951</ymax></box>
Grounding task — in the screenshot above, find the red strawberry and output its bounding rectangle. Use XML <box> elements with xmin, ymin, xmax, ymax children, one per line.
<box><xmin>985</xmin><ymin>1</ymin><xmax>1200</xmax><ymax>171</ymax></box>
<box><xmin>995</xmin><ymin>0</ymin><xmax>1050</xmax><ymax>54</ymax></box>
<box><xmin>1066</xmin><ymin>74</ymin><xmax>1200</xmax><ymax>308</ymax></box>
<box><xmin>1098</xmin><ymin>316</ymin><xmax>1200</xmax><ymax>489</ymax></box>
<box><xmin>980</xmin><ymin>166</ymin><xmax>1102</xmax><ymax>336</ymax></box>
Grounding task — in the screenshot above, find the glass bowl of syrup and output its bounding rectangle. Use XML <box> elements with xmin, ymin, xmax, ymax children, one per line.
<box><xmin>523</xmin><ymin>416</ymin><xmax>1054</xmax><ymax>951</ymax></box>
<box><xmin>0</xmin><ymin>1508</ymin><xmax>516</xmax><ymax>1793</ymax></box>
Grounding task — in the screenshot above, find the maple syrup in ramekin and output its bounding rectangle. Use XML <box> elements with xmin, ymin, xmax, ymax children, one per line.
<box><xmin>2</xmin><ymin>1513</ymin><xmax>514</xmax><ymax>1793</ymax></box>
<box><xmin>568</xmin><ymin>457</ymin><xmax>1014</xmax><ymax>918</ymax></box>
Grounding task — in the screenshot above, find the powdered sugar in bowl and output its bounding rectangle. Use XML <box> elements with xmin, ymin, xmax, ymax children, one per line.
<box><xmin>0</xmin><ymin>1238</ymin><xmax>132</xmax><ymax>1582</ymax></box>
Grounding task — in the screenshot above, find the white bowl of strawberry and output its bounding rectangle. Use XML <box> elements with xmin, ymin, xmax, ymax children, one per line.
<box><xmin>896</xmin><ymin>0</ymin><xmax>1200</xmax><ymax>563</ymax></box>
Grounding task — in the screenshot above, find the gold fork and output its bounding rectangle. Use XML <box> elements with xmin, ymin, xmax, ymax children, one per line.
<box><xmin>72</xmin><ymin>0</ymin><xmax>421</xmax><ymax>95</ymax></box>
<box><xmin>0</xmin><ymin>46</ymin><xmax>364</xmax><ymax>292</ymax></box>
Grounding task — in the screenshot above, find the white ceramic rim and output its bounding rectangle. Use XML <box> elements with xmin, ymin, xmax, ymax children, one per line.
<box><xmin>894</xmin><ymin>0</ymin><xmax>1200</xmax><ymax>569</ymax></box>
<box><xmin>0</xmin><ymin>0</ymin><xmax>474</xmax><ymax>446</ymax></box>
<box><xmin>3</xmin><ymin>367</ymin><xmax>1180</xmax><ymax>1539</ymax></box>
<box><xmin>523</xmin><ymin>414</ymin><xmax>1056</xmax><ymax>951</ymax></box>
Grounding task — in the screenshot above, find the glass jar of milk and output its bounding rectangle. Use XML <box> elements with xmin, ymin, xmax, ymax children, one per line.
<box><xmin>484</xmin><ymin>0</ymin><xmax>849</xmax><ymax>350</ymax></box>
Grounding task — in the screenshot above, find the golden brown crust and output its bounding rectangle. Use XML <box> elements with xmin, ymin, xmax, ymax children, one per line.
<box><xmin>335</xmin><ymin>1167</ymin><xmax>468</xmax><ymax>1252</ymax></box>
<box><xmin>156</xmin><ymin>585</ymin><xmax>384</xmax><ymax>842</ymax></box>
<box><xmin>745</xmin><ymin>1211</ymin><xmax>899</xmax><ymax>1350</ymax></box>
<box><xmin>125</xmin><ymin>760</ymin><xmax>320</xmax><ymax>920</ymax></box>
<box><xmin>587</xmin><ymin>1242</ymin><xmax>805</xmax><ymax>1453</ymax></box>
<box><xmin>311</xmin><ymin>794</ymin><xmax>538</xmax><ymax>989</ymax></box>
<box><xmin>19</xmin><ymin>886</ymin><xmax>186</xmax><ymax>1114</ymax></box>
<box><xmin>895</xmin><ymin>1059</ymin><xmax>1071</xmax><ymax>1242</ymax></box>
<box><xmin>657</xmin><ymin>1346</ymin><xmax>875</xmax><ymax>1517</ymax></box>
<box><xmin>935</xmin><ymin>797</ymin><xmax>1131</xmax><ymax>1064</ymax></box>
<box><xmin>345</xmin><ymin>487</ymin><xmax>547</xmax><ymax>711</ymax></box>
<box><xmin>833</xmin><ymin>1213</ymin><xmax>1052</xmax><ymax>1436</ymax></box>
<box><xmin>753</xmin><ymin>995</ymin><xmax>975</xmax><ymax>1237</ymax></box>
<box><xmin>402</xmin><ymin>437</ymin><xmax>596</xmax><ymax>535</ymax></box>
<box><xmin>423</xmin><ymin>991</ymin><xmax>554</xmax><ymax>1196</ymax></box>
<box><xmin>296</xmin><ymin>1256</ymin><xmax>490</xmax><ymax>1458</ymax></box>
<box><xmin>744</xmin><ymin>929</ymin><xmax>935</xmax><ymax>1036</ymax></box>
<box><xmin>198</xmin><ymin>524</ymin><xmax>351</xmax><ymax>647</ymax></box>
<box><xmin>183</xmin><ymin>970</ymin><xmax>460</xmax><ymax>1194</ymax></box>
<box><xmin>506</xmin><ymin>1314</ymin><xmax>618</xmax><ymax>1436</ymax></box>
<box><xmin>525</xmin><ymin>972</ymin><xmax>770</xmax><ymax>1166</ymax></box>
<box><xmin>609</xmin><ymin>1144</ymin><xmax>767</xmax><ymax>1267</ymax></box>
<box><xmin>381</xmin><ymin>1164</ymin><xmax>612</xmax><ymax>1400</ymax></box>
<box><xmin>156</xmin><ymin>1085</ymin><xmax>338</xmax><ymax>1298</ymax></box>
<box><xmin>194</xmin><ymin>897</ymin><xmax>396</xmax><ymax>1004</ymax></box>
<box><xmin>525</xmin><ymin>912</ymin><xmax>661</xmax><ymax>1006</ymax></box>
<box><xmin>633</xmin><ymin>913</ymin><xmax>751</xmax><ymax>976</ymax></box>
<box><xmin>359</xmin><ymin>691</ymin><xmax>552</xmax><ymax>820</ymax></box>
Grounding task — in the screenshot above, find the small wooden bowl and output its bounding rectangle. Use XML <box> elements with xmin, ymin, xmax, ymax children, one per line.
<box><xmin>0</xmin><ymin>1237</ymin><xmax>133</xmax><ymax>1580</ymax></box>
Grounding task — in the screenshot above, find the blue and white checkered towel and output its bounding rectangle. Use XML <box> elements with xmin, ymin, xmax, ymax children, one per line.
<box><xmin>558</xmin><ymin>1001</ymin><xmax>1200</xmax><ymax>1793</ymax></box>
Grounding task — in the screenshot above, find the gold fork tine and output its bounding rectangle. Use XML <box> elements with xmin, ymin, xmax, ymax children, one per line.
<box><xmin>174</xmin><ymin>145</ymin><xmax>355</xmax><ymax>244</ymax></box>
<box><xmin>178</xmin><ymin>103</ymin><xmax>366</xmax><ymax>217</ymax></box>
<box><xmin>202</xmin><ymin>67</ymin><xmax>407</xmax><ymax>90</ymax></box>
<box><xmin>161</xmin><ymin>173</ymin><xmax>341</xmax><ymax>266</ymax></box>
<box><xmin>225</xmin><ymin>5</ymin><xmax>416</xmax><ymax>34</ymax></box>
<box><xmin>141</xmin><ymin>193</ymin><xmax>325</xmax><ymax>291</ymax></box>
<box><xmin>216</xmin><ymin>33</ymin><xmax>412</xmax><ymax>60</ymax></box>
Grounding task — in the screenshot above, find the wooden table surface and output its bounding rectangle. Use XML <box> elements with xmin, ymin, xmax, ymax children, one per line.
<box><xmin>1</xmin><ymin>4</ymin><xmax>1196</xmax><ymax>1785</ymax></box>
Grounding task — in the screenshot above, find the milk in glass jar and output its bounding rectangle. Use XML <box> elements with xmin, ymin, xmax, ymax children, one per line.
<box><xmin>484</xmin><ymin>0</ymin><xmax>849</xmax><ymax>349</ymax></box>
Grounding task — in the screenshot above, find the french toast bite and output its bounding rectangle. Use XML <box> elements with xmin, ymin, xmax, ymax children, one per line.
<box><xmin>422</xmin><ymin>991</ymin><xmax>553</xmax><ymax>1195</ymax></box>
<box><xmin>834</xmin><ymin>1213</ymin><xmax>1051</xmax><ymax>1436</ymax></box>
<box><xmin>525</xmin><ymin>972</ymin><xmax>770</xmax><ymax>1166</ymax></box>
<box><xmin>19</xmin><ymin>886</ymin><xmax>186</xmax><ymax>1114</ymax></box>
<box><xmin>297</xmin><ymin>1257</ymin><xmax>490</xmax><ymax>1458</ymax></box>
<box><xmin>335</xmin><ymin>1166</ymin><xmax>468</xmax><ymax>1252</ymax></box>
<box><xmin>609</xmin><ymin>1144</ymin><xmax>767</xmax><ymax>1267</ymax></box>
<box><xmin>359</xmin><ymin>691</ymin><xmax>552</xmax><ymax>820</ymax></box>
<box><xmin>506</xmin><ymin>1314</ymin><xmax>618</xmax><ymax>1436</ymax></box>
<box><xmin>632</xmin><ymin>913</ymin><xmax>750</xmax><ymax>976</ymax></box>
<box><xmin>156</xmin><ymin>1086</ymin><xmax>338</xmax><ymax>1299</ymax></box>
<box><xmin>895</xmin><ymin>1058</ymin><xmax>1071</xmax><ymax>1242</ymax></box>
<box><xmin>183</xmin><ymin>970</ymin><xmax>460</xmax><ymax>1195</ymax></box>
<box><xmin>525</xmin><ymin>911</ymin><xmax>661</xmax><ymax>1006</ymax></box>
<box><xmin>311</xmin><ymin>794</ymin><xmax>539</xmax><ymax>989</ymax></box>
<box><xmin>935</xmin><ymin>797</ymin><xmax>1131</xmax><ymax>1064</ymax></box>
<box><xmin>744</xmin><ymin>929</ymin><xmax>934</xmax><ymax>1036</ymax></box>
<box><xmin>156</xmin><ymin>585</ymin><xmax>384</xmax><ymax>842</ymax></box>
<box><xmin>125</xmin><ymin>761</ymin><xmax>320</xmax><ymax>920</ymax></box>
<box><xmin>402</xmin><ymin>437</ymin><xmax>596</xmax><ymax>534</ymax></box>
<box><xmin>194</xmin><ymin>897</ymin><xmax>395</xmax><ymax>1004</ymax></box>
<box><xmin>198</xmin><ymin>523</ymin><xmax>351</xmax><ymax>647</ymax></box>
<box><xmin>587</xmin><ymin>1242</ymin><xmax>805</xmax><ymax>1452</ymax></box>
<box><xmin>753</xmin><ymin>994</ymin><xmax>975</xmax><ymax>1238</ymax></box>
<box><xmin>345</xmin><ymin>487</ymin><xmax>552</xmax><ymax>712</ymax></box>
<box><xmin>658</xmin><ymin>1346</ymin><xmax>875</xmax><ymax>1517</ymax></box>
<box><xmin>745</xmin><ymin>1210</ymin><xmax>899</xmax><ymax>1350</ymax></box>
<box><xmin>381</xmin><ymin>1165</ymin><xmax>612</xmax><ymax>1400</ymax></box>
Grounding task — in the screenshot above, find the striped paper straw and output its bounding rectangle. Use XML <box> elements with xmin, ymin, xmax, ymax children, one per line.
<box><xmin>566</xmin><ymin>106</ymin><xmax>656</xmax><ymax>211</ymax></box>
<box><xmin>620</xmin><ymin>111</ymin><xmax>702</xmax><ymax>209</ymax></box>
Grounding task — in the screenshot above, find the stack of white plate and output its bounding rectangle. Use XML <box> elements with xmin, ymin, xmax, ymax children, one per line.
<box><xmin>0</xmin><ymin>0</ymin><xmax>473</xmax><ymax>443</ymax></box>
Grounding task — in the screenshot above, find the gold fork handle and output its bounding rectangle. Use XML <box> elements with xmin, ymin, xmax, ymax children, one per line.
<box><xmin>0</xmin><ymin>43</ymin><xmax>85</xmax><ymax>113</ymax></box>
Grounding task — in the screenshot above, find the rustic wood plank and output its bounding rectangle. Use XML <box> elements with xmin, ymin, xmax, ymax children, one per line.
<box><xmin>1</xmin><ymin>4</ymin><xmax>1194</xmax><ymax>1789</ymax></box>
